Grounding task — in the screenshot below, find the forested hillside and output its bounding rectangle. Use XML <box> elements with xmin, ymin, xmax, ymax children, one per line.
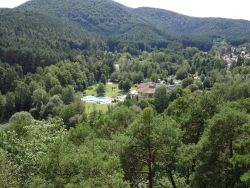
<box><xmin>19</xmin><ymin>0</ymin><xmax>174</xmax><ymax>49</ymax></box>
<box><xmin>135</xmin><ymin>7</ymin><xmax>250</xmax><ymax>47</ymax></box>
<box><xmin>19</xmin><ymin>0</ymin><xmax>250</xmax><ymax>50</ymax></box>
<box><xmin>20</xmin><ymin>0</ymin><xmax>143</xmax><ymax>34</ymax></box>
<box><xmin>0</xmin><ymin>9</ymin><xmax>103</xmax><ymax>72</ymax></box>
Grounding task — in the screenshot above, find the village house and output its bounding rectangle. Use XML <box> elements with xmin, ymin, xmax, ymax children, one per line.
<box><xmin>137</xmin><ymin>82</ymin><xmax>157</xmax><ymax>98</ymax></box>
<box><xmin>135</xmin><ymin>81</ymin><xmax>179</xmax><ymax>98</ymax></box>
<box><xmin>222</xmin><ymin>45</ymin><xmax>250</xmax><ymax>68</ymax></box>
<box><xmin>222</xmin><ymin>54</ymin><xmax>238</xmax><ymax>64</ymax></box>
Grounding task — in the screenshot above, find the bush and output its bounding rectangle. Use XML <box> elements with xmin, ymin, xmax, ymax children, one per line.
<box><xmin>96</xmin><ymin>83</ymin><xmax>106</xmax><ymax>97</ymax></box>
<box><xmin>182</xmin><ymin>77</ymin><xmax>194</xmax><ymax>88</ymax></box>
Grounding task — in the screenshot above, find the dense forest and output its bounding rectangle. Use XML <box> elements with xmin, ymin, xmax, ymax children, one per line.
<box><xmin>134</xmin><ymin>8</ymin><xmax>250</xmax><ymax>46</ymax></box>
<box><xmin>0</xmin><ymin>0</ymin><xmax>250</xmax><ymax>187</ymax></box>
<box><xmin>0</xmin><ymin>9</ymin><xmax>104</xmax><ymax>73</ymax></box>
<box><xmin>0</xmin><ymin>47</ymin><xmax>249</xmax><ymax>187</ymax></box>
<box><xmin>20</xmin><ymin>0</ymin><xmax>250</xmax><ymax>50</ymax></box>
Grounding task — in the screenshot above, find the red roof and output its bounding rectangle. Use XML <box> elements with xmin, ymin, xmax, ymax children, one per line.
<box><xmin>137</xmin><ymin>82</ymin><xmax>156</xmax><ymax>94</ymax></box>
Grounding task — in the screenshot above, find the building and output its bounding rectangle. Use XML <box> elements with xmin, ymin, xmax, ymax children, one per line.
<box><xmin>222</xmin><ymin>54</ymin><xmax>238</xmax><ymax>68</ymax></box>
<box><xmin>136</xmin><ymin>81</ymin><xmax>180</xmax><ymax>98</ymax></box>
<box><xmin>166</xmin><ymin>84</ymin><xmax>176</xmax><ymax>90</ymax></box>
<box><xmin>137</xmin><ymin>82</ymin><xmax>158</xmax><ymax>98</ymax></box>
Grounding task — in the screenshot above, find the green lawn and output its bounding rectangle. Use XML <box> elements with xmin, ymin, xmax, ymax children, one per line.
<box><xmin>83</xmin><ymin>83</ymin><xmax>120</xmax><ymax>114</ymax></box>
<box><xmin>84</xmin><ymin>83</ymin><xmax>122</xmax><ymax>97</ymax></box>
<box><xmin>83</xmin><ymin>82</ymin><xmax>133</xmax><ymax>114</ymax></box>
<box><xmin>130</xmin><ymin>85</ymin><xmax>137</xmax><ymax>91</ymax></box>
<box><xmin>84</xmin><ymin>102</ymin><xmax>109</xmax><ymax>114</ymax></box>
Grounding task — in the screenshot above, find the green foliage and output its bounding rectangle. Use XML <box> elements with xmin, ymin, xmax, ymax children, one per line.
<box><xmin>182</xmin><ymin>77</ymin><xmax>194</xmax><ymax>88</ymax></box>
<box><xmin>0</xmin><ymin>148</ymin><xmax>20</xmax><ymax>187</ymax></box>
<box><xmin>154</xmin><ymin>86</ymin><xmax>168</xmax><ymax>113</ymax></box>
<box><xmin>203</xmin><ymin>77</ymin><xmax>213</xmax><ymax>88</ymax></box>
<box><xmin>21</xmin><ymin>0</ymin><xmax>141</xmax><ymax>34</ymax></box>
<box><xmin>40</xmin><ymin>95</ymin><xmax>63</xmax><ymax>119</ymax></box>
<box><xmin>0</xmin><ymin>117</ymin><xmax>65</xmax><ymax>187</ymax></box>
<box><xmin>214</xmin><ymin>79</ymin><xmax>250</xmax><ymax>101</ymax></box>
<box><xmin>0</xmin><ymin>9</ymin><xmax>99</xmax><ymax>72</ymax></box>
<box><xmin>176</xmin><ymin>68</ymin><xmax>189</xmax><ymax>80</ymax></box>
<box><xmin>14</xmin><ymin>81</ymin><xmax>31</xmax><ymax>111</ymax></box>
<box><xmin>68</xmin><ymin>123</ymin><xmax>94</xmax><ymax>145</ymax></box>
<box><xmin>135</xmin><ymin>7</ymin><xmax>250</xmax><ymax>48</ymax></box>
<box><xmin>187</xmin><ymin>84</ymin><xmax>199</xmax><ymax>92</ymax></box>
<box><xmin>20</xmin><ymin>0</ymin><xmax>173</xmax><ymax>49</ymax></box>
<box><xmin>231</xmin><ymin>122</ymin><xmax>250</xmax><ymax>187</ymax></box>
<box><xmin>5</xmin><ymin>92</ymin><xmax>16</xmax><ymax>119</ymax></box>
<box><xmin>0</xmin><ymin>3</ymin><xmax>250</xmax><ymax>186</ymax></box>
<box><xmin>95</xmin><ymin>105</ymin><xmax>136</xmax><ymax>138</ymax></box>
<box><xmin>0</xmin><ymin>62</ymin><xmax>23</xmax><ymax>93</ymax></box>
<box><xmin>118</xmin><ymin>80</ymin><xmax>131</xmax><ymax>93</ymax></box>
<box><xmin>19</xmin><ymin>0</ymin><xmax>250</xmax><ymax>51</ymax></box>
<box><xmin>8</xmin><ymin>111</ymin><xmax>34</xmax><ymax>137</ymax></box>
<box><xmin>0</xmin><ymin>60</ymin><xmax>249</xmax><ymax>187</ymax></box>
<box><xmin>59</xmin><ymin>98</ymin><xmax>85</xmax><ymax>128</ymax></box>
<box><xmin>61</xmin><ymin>86</ymin><xmax>75</xmax><ymax>105</ymax></box>
<box><xmin>0</xmin><ymin>93</ymin><xmax>6</xmax><ymax>122</ymax></box>
<box><xmin>123</xmin><ymin>108</ymin><xmax>182</xmax><ymax>187</ymax></box>
<box><xmin>193</xmin><ymin>105</ymin><xmax>249</xmax><ymax>187</ymax></box>
<box><xmin>96</xmin><ymin>83</ymin><xmax>106</xmax><ymax>97</ymax></box>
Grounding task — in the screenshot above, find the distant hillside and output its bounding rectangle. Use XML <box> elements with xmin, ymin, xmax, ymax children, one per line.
<box><xmin>134</xmin><ymin>7</ymin><xmax>250</xmax><ymax>45</ymax></box>
<box><xmin>19</xmin><ymin>0</ymin><xmax>174</xmax><ymax>48</ymax></box>
<box><xmin>19</xmin><ymin>0</ymin><xmax>250</xmax><ymax>50</ymax></box>
<box><xmin>19</xmin><ymin>0</ymin><xmax>144</xmax><ymax>35</ymax></box>
<box><xmin>0</xmin><ymin>9</ymin><xmax>101</xmax><ymax>72</ymax></box>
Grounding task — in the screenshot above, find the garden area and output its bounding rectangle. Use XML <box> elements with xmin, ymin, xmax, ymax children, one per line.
<box><xmin>82</xmin><ymin>82</ymin><xmax>123</xmax><ymax>114</ymax></box>
<box><xmin>83</xmin><ymin>82</ymin><xmax>121</xmax><ymax>97</ymax></box>
<box><xmin>84</xmin><ymin>102</ymin><xmax>110</xmax><ymax>114</ymax></box>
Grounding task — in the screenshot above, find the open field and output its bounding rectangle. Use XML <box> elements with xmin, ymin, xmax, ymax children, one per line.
<box><xmin>84</xmin><ymin>102</ymin><xmax>110</xmax><ymax>114</ymax></box>
<box><xmin>83</xmin><ymin>83</ymin><xmax>122</xmax><ymax>114</ymax></box>
<box><xmin>84</xmin><ymin>83</ymin><xmax>122</xmax><ymax>97</ymax></box>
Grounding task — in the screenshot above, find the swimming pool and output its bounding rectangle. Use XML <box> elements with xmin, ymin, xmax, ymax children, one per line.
<box><xmin>81</xmin><ymin>96</ymin><xmax>112</xmax><ymax>104</ymax></box>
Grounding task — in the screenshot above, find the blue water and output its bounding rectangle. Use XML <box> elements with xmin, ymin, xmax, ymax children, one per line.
<box><xmin>82</xmin><ymin>96</ymin><xmax>111</xmax><ymax>103</ymax></box>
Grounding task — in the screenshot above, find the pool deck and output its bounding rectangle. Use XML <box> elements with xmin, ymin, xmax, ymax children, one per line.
<box><xmin>81</xmin><ymin>96</ymin><xmax>112</xmax><ymax>104</ymax></box>
<box><xmin>81</xmin><ymin>95</ymin><xmax>127</xmax><ymax>105</ymax></box>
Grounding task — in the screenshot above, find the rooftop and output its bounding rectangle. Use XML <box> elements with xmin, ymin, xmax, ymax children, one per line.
<box><xmin>137</xmin><ymin>82</ymin><xmax>157</xmax><ymax>95</ymax></box>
